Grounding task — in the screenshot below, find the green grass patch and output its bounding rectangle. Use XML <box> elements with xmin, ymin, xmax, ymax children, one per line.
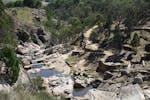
<box><xmin>65</xmin><ymin>55</ymin><xmax>80</xmax><ymax>67</ymax></box>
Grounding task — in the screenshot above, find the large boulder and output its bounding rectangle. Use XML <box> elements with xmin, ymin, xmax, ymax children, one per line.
<box><xmin>86</xmin><ymin>89</ymin><xmax>118</xmax><ymax>100</ymax></box>
<box><xmin>15</xmin><ymin>69</ymin><xmax>31</xmax><ymax>85</ymax></box>
<box><xmin>45</xmin><ymin>44</ymin><xmax>74</xmax><ymax>54</ymax></box>
<box><xmin>16</xmin><ymin>45</ymin><xmax>30</xmax><ymax>55</ymax></box>
<box><xmin>143</xmin><ymin>89</ymin><xmax>150</xmax><ymax>99</ymax></box>
<box><xmin>49</xmin><ymin>59</ymin><xmax>71</xmax><ymax>74</ymax></box>
<box><xmin>37</xmin><ymin>28</ymin><xmax>50</xmax><ymax>43</ymax></box>
<box><xmin>16</xmin><ymin>43</ymin><xmax>40</xmax><ymax>55</ymax></box>
<box><xmin>118</xmin><ymin>84</ymin><xmax>145</xmax><ymax>100</ymax></box>
<box><xmin>45</xmin><ymin>75</ymin><xmax>74</xmax><ymax>97</ymax></box>
<box><xmin>22</xmin><ymin>56</ymin><xmax>32</xmax><ymax>65</ymax></box>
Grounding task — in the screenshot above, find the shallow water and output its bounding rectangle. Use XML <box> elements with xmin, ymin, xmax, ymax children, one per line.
<box><xmin>32</xmin><ymin>64</ymin><xmax>43</xmax><ymax>68</ymax></box>
<box><xmin>29</xmin><ymin>63</ymin><xmax>93</xmax><ymax>97</ymax></box>
<box><xmin>29</xmin><ymin>68</ymin><xmax>62</xmax><ymax>78</ymax></box>
<box><xmin>73</xmin><ymin>85</ymin><xmax>93</xmax><ymax>97</ymax></box>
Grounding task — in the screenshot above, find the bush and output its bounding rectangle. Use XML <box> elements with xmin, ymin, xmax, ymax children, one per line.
<box><xmin>0</xmin><ymin>1</ymin><xmax>17</xmax><ymax>46</ymax></box>
<box><xmin>23</xmin><ymin>0</ymin><xmax>42</xmax><ymax>8</ymax></box>
<box><xmin>0</xmin><ymin>46</ymin><xmax>21</xmax><ymax>84</ymax></box>
<box><xmin>6</xmin><ymin>0</ymin><xmax>23</xmax><ymax>8</ymax></box>
<box><xmin>0</xmin><ymin>0</ymin><xmax>4</xmax><ymax>12</ymax></box>
<box><xmin>131</xmin><ymin>33</ymin><xmax>140</xmax><ymax>47</ymax></box>
<box><xmin>112</xmin><ymin>25</ymin><xmax>123</xmax><ymax>49</ymax></box>
<box><xmin>0</xmin><ymin>83</ymin><xmax>56</xmax><ymax>100</ymax></box>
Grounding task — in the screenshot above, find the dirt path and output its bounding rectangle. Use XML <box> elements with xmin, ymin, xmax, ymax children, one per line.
<box><xmin>84</xmin><ymin>25</ymin><xmax>98</xmax><ymax>39</ymax></box>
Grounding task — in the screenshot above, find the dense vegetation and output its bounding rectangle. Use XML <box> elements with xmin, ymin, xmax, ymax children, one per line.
<box><xmin>44</xmin><ymin>0</ymin><xmax>150</xmax><ymax>45</ymax></box>
<box><xmin>0</xmin><ymin>46</ymin><xmax>21</xmax><ymax>84</ymax></box>
<box><xmin>3</xmin><ymin>0</ymin><xmax>150</xmax><ymax>46</ymax></box>
<box><xmin>5</xmin><ymin>0</ymin><xmax>42</xmax><ymax>8</ymax></box>
<box><xmin>0</xmin><ymin>0</ymin><xmax>17</xmax><ymax>46</ymax></box>
<box><xmin>0</xmin><ymin>0</ymin><xmax>20</xmax><ymax>84</ymax></box>
<box><xmin>0</xmin><ymin>0</ymin><xmax>150</xmax><ymax>84</ymax></box>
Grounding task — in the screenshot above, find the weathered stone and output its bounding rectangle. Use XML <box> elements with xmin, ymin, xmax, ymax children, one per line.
<box><xmin>16</xmin><ymin>29</ymin><xmax>30</xmax><ymax>42</ymax></box>
<box><xmin>22</xmin><ymin>56</ymin><xmax>32</xmax><ymax>65</ymax></box>
<box><xmin>87</xmin><ymin>89</ymin><xmax>118</xmax><ymax>100</ymax></box>
<box><xmin>133</xmin><ymin>74</ymin><xmax>143</xmax><ymax>85</ymax></box>
<box><xmin>85</xmin><ymin>43</ymin><xmax>99</xmax><ymax>51</ymax></box>
<box><xmin>16</xmin><ymin>45</ymin><xmax>30</xmax><ymax>55</ymax></box>
<box><xmin>143</xmin><ymin>89</ymin><xmax>150</xmax><ymax>100</ymax></box>
<box><xmin>91</xmin><ymin>79</ymin><xmax>101</xmax><ymax>88</ymax></box>
<box><xmin>15</xmin><ymin>69</ymin><xmax>31</xmax><ymax>85</ymax></box>
<box><xmin>37</xmin><ymin>28</ymin><xmax>51</xmax><ymax>43</ymax></box>
<box><xmin>103</xmin><ymin>71</ymin><xmax>113</xmax><ymax>80</ymax></box>
<box><xmin>71</xmin><ymin>50</ymin><xmax>85</xmax><ymax>56</ymax></box>
<box><xmin>119</xmin><ymin>84</ymin><xmax>145</xmax><ymax>100</ymax></box>
<box><xmin>45</xmin><ymin>44</ymin><xmax>74</xmax><ymax>54</ymax></box>
<box><xmin>74</xmin><ymin>79</ymin><xmax>87</xmax><ymax>88</ymax></box>
<box><xmin>45</xmin><ymin>75</ymin><xmax>74</xmax><ymax>97</ymax></box>
<box><xmin>123</xmin><ymin>44</ymin><xmax>135</xmax><ymax>51</ymax></box>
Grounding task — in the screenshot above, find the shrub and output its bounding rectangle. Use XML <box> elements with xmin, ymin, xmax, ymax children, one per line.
<box><xmin>131</xmin><ymin>33</ymin><xmax>140</xmax><ymax>47</ymax></box>
<box><xmin>23</xmin><ymin>0</ymin><xmax>42</xmax><ymax>8</ymax></box>
<box><xmin>6</xmin><ymin>0</ymin><xmax>23</xmax><ymax>7</ymax></box>
<box><xmin>112</xmin><ymin>25</ymin><xmax>123</xmax><ymax>49</ymax></box>
<box><xmin>0</xmin><ymin>46</ymin><xmax>21</xmax><ymax>84</ymax></box>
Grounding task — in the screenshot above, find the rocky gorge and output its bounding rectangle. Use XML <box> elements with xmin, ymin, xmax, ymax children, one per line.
<box><xmin>14</xmin><ymin>41</ymin><xmax>150</xmax><ymax>100</ymax></box>
<box><xmin>0</xmin><ymin>1</ymin><xmax>150</xmax><ymax>99</ymax></box>
<box><xmin>1</xmin><ymin>21</ymin><xmax>150</xmax><ymax>99</ymax></box>
<box><xmin>14</xmin><ymin>25</ymin><xmax>150</xmax><ymax>100</ymax></box>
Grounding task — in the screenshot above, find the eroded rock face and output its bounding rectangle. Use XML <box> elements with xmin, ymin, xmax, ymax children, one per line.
<box><xmin>37</xmin><ymin>28</ymin><xmax>50</xmax><ymax>43</ymax></box>
<box><xmin>45</xmin><ymin>44</ymin><xmax>74</xmax><ymax>54</ymax></box>
<box><xmin>143</xmin><ymin>89</ymin><xmax>150</xmax><ymax>100</ymax></box>
<box><xmin>45</xmin><ymin>75</ymin><xmax>74</xmax><ymax>97</ymax></box>
<box><xmin>16</xmin><ymin>29</ymin><xmax>30</xmax><ymax>42</ymax></box>
<box><xmin>15</xmin><ymin>69</ymin><xmax>31</xmax><ymax>85</ymax></box>
<box><xmin>86</xmin><ymin>89</ymin><xmax>118</xmax><ymax>100</ymax></box>
<box><xmin>22</xmin><ymin>56</ymin><xmax>32</xmax><ymax>65</ymax></box>
<box><xmin>119</xmin><ymin>84</ymin><xmax>145</xmax><ymax>100</ymax></box>
<box><xmin>16</xmin><ymin>43</ymin><xmax>41</xmax><ymax>55</ymax></box>
<box><xmin>16</xmin><ymin>45</ymin><xmax>30</xmax><ymax>55</ymax></box>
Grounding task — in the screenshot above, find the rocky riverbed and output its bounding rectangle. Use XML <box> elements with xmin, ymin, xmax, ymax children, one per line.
<box><xmin>14</xmin><ymin>42</ymin><xmax>150</xmax><ymax>100</ymax></box>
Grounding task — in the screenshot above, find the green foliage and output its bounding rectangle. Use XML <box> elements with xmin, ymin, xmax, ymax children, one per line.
<box><xmin>5</xmin><ymin>0</ymin><xmax>42</xmax><ymax>8</ymax></box>
<box><xmin>113</xmin><ymin>25</ymin><xmax>123</xmax><ymax>49</ymax></box>
<box><xmin>45</xmin><ymin>6</ymin><xmax>53</xmax><ymax>28</ymax></box>
<box><xmin>0</xmin><ymin>1</ymin><xmax>17</xmax><ymax>47</ymax></box>
<box><xmin>45</xmin><ymin>0</ymin><xmax>149</xmax><ymax>45</ymax></box>
<box><xmin>0</xmin><ymin>46</ymin><xmax>21</xmax><ymax>84</ymax></box>
<box><xmin>31</xmin><ymin>77</ymin><xmax>44</xmax><ymax>91</ymax></box>
<box><xmin>6</xmin><ymin>0</ymin><xmax>23</xmax><ymax>7</ymax></box>
<box><xmin>0</xmin><ymin>0</ymin><xmax>4</xmax><ymax>12</ymax></box>
<box><xmin>23</xmin><ymin>0</ymin><xmax>42</xmax><ymax>8</ymax></box>
<box><xmin>131</xmin><ymin>33</ymin><xmax>140</xmax><ymax>47</ymax></box>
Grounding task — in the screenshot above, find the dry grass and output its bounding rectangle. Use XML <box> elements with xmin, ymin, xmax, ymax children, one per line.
<box><xmin>2</xmin><ymin>0</ymin><xmax>18</xmax><ymax>4</ymax></box>
<box><xmin>6</xmin><ymin>7</ymin><xmax>47</xmax><ymax>26</ymax></box>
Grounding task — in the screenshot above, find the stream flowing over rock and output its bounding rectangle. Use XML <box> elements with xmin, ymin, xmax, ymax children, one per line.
<box><xmin>1</xmin><ymin>2</ymin><xmax>150</xmax><ymax>100</ymax></box>
<box><xmin>14</xmin><ymin>41</ymin><xmax>150</xmax><ymax>100</ymax></box>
